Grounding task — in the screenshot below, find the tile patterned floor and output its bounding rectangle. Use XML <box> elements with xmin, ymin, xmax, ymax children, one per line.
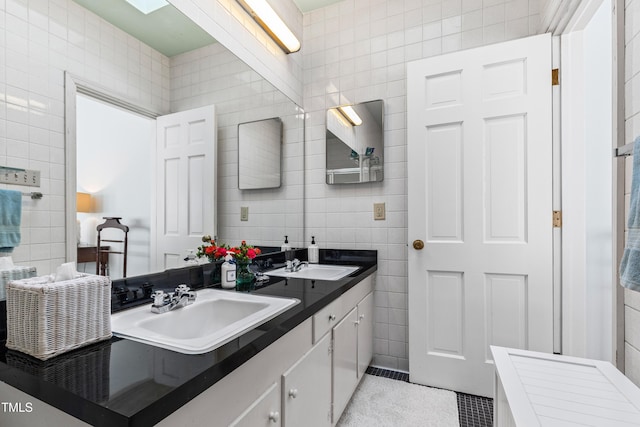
<box><xmin>365</xmin><ymin>367</ymin><xmax>493</xmax><ymax>427</ymax></box>
<box><xmin>456</xmin><ymin>392</ymin><xmax>493</xmax><ymax>427</ymax></box>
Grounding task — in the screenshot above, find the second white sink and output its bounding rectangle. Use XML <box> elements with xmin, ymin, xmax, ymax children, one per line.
<box><xmin>111</xmin><ymin>289</ymin><xmax>299</xmax><ymax>354</ymax></box>
<box><xmin>267</xmin><ymin>264</ymin><xmax>360</xmax><ymax>281</ymax></box>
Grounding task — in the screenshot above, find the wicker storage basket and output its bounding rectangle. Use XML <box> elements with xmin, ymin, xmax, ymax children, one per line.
<box><xmin>6</xmin><ymin>273</ymin><xmax>112</xmax><ymax>360</ymax></box>
<box><xmin>0</xmin><ymin>266</ymin><xmax>37</xmax><ymax>300</ymax></box>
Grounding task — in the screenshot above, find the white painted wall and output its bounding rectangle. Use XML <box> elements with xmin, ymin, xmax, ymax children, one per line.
<box><xmin>302</xmin><ymin>0</ymin><xmax>542</xmax><ymax>370</ymax></box>
<box><xmin>76</xmin><ymin>94</ymin><xmax>154</xmax><ymax>279</ymax></box>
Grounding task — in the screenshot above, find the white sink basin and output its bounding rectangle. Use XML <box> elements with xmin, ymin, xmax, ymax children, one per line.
<box><xmin>267</xmin><ymin>264</ymin><xmax>360</xmax><ymax>281</ymax></box>
<box><xmin>111</xmin><ymin>289</ymin><xmax>299</xmax><ymax>354</ymax></box>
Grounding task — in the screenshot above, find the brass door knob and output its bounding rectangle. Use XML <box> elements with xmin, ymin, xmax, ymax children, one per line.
<box><xmin>413</xmin><ymin>240</ymin><xmax>425</xmax><ymax>250</ymax></box>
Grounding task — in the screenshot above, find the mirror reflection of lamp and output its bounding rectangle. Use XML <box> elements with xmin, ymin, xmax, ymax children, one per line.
<box><xmin>76</xmin><ymin>192</ymin><xmax>95</xmax><ymax>245</ymax></box>
<box><xmin>337</xmin><ymin>105</ymin><xmax>363</xmax><ymax>126</ymax></box>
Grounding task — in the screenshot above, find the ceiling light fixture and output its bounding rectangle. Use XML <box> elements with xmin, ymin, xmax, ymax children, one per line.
<box><xmin>237</xmin><ymin>0</ymin><xmax>301</xmax><ymax>54</ymax></box>
<box><xmin>338</xmin><ymin>105</ymin><xmax>363</xmax><ymax>126</ymax></box>
<box><xmin>124</xmin><ymin>0</ymin><xmax>169</xmax><ymax>15</ymax></box>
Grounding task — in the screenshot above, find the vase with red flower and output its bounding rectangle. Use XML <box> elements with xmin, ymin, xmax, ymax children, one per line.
<box><xmin>229</xmin><ymin>240</ymin><xmax>261</xmax><ymax>292</ymax></box>
<box><xmin>196</xmin><ymin>235</ymin><xmax>229</xmax><ymax>284</ymax></box>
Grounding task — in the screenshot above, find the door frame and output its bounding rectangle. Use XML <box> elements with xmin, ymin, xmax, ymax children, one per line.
<box><xmin>64</xmin><ymin>72</ymin><xmax>162</xmax><ymax>265</ymax></box>
<box><xmin>556</xmin><ymin>0</ymin><xmax>622</xmax><ymax>363</ymax></box>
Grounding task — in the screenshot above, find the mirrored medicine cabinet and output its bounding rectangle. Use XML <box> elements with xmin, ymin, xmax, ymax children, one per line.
<box><xmin>326</xmin><ymin>100</ymin><xmax>384</xmax><ymax>184</ymax></box>
<box><xmin>238</xmin><ymin>118</ymin><xmax>283</xmax><ymax>190</ymax></box>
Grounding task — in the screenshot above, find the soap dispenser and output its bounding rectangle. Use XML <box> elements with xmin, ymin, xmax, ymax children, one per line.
<box><xmin>221</xmin><ymin>254</ymin><xmax>236</xmax><ymax>289</ymax></box>
<box><xmin>281</xmin><ymin>235</ymin><xmax>291</xmax><ymax>252</ymax></box>
<box><xmin>308</xmin><ymin>236</ymin><xmax>319</xmax><ymax>264</ymax></box>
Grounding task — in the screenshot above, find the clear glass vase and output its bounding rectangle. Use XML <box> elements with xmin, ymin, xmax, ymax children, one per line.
<box><xmin>208</xmin><ymin>259</ymin><xmax>223</xmax><ymax>284</ymax></box>
<box><xmin>235</xmin><ymin>259</ymin><xmax>255</xmax><ymax>292</ymax></box>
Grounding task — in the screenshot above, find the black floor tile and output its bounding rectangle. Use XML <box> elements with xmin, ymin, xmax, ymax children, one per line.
<box><xmin>457</xmin><ymin>392</ymin><xmax>493</xmax><ymax>427</ymax></box>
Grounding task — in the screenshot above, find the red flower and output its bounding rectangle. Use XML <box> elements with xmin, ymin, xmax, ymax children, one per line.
<box><xmin>197</xmin><ymin>235</ymin><xmax>229</xmax><ymax>261</ymax></box>
<box><xmin>227</xmin><ymin>241</ymin><xmax>260</xmax><ymax>261</ymax></box>
<box><xmin>215</xmin><ymin>247</ymin><xmax>227</xmax><ymax>258</ymax></box>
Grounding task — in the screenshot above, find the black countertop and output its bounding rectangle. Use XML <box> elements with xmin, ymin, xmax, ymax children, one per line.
<box><xmin>0</xmin><ymin>249</ymin><xmax>377</xmax><ymax>427</ymax></box>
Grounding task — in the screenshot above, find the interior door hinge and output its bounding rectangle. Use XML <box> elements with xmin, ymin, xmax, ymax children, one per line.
<box><xmin>552</xmin><ymin>69</ymin><xmax>559</xmax><ymax>86</ymax></box>
<box><xmin>553</xmin><ymin>210</ymin><xmax>562</xmax><ymax>228</ymax></box>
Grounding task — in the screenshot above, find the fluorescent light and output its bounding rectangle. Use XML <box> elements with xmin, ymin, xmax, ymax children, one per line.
<box><xmin>338</xmin><ymin>105</ymin><xmax>363</xmax><ymax>126</ymax></box>
<box><xmin>125</xmin><ymin>0</ymin><xmax>169</xmax><ymax>15</ymax></box>
<box><xmin>238</xmin><ymin>0</ymin><xmax>301</xmax><ymax>53</ymax></box>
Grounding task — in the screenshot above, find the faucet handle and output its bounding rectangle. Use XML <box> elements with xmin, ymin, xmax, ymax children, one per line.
<box><xmin>152</xmin><ymin>290</ymin><xmax>167</xmax><ymax>306</ymax></box>
<box><xmin>175</xmin><ymin>284</ymin><xmax>190</xmax><ymax>295</ymax></box>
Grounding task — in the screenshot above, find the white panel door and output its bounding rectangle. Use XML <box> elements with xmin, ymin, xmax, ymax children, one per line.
<box><xmin>407</xmin><ymin>34</ymin><xmax>553</xmax><ymax>397</ymax></box>
<box><xmin>155</xmin><ymin>105</ymin><xmax>216</xmax><ymax>271</ymax></box>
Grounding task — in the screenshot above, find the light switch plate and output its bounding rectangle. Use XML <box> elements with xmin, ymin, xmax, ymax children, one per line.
<box><xmin>374</xmin><ymin>203</ymin><xmax>385</xmax><ymax>220</ymax></box>
<box><xmin>240</xmin><ymin>206</ymin><xmax>249</xmax><ymax>221</ymax></box>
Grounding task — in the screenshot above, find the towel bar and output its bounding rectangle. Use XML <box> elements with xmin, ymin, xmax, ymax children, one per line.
<box><xmin>615</xmin><ymin>143</ymin><xmax>634</xmax><ymax>157</ymax></box>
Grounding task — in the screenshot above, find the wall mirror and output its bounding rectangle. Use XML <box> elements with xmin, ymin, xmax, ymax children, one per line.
<box><xmin>238</xmin><ymin>118</ymin><xmax>283</xmax><ymax>190</ymax></box>
<box><xmin>326</xmin><ymin>100</ymin><xmax>384</xmax><ymax>184</ymax></box>
<box><xmin>66</xmin><ymin>1</ymin><xmax>304</xmax><ymax>280</ymax></box>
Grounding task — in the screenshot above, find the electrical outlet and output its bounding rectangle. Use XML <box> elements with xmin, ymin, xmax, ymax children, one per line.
<box><xmin>373</xmin><ymin>203</ymin><xmax>385</xmax><ymax>220</ymax></box>
<box><xmin>240</xmin><ymin>206</ymin><xmax>249</xmax><ymax>221</ymax></box>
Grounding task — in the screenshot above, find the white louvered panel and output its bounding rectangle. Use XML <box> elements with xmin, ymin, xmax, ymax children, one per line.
<box><xmin>492</xmin><ymin>346</ymin><xmax>640</xmax><ymax>426</ymax></box>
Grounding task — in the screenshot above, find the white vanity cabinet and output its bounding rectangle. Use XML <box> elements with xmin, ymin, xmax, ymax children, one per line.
<box><xmin>1</xmin><ymin>272</ymin><xmax>376</xmax><ymax>427</ymax></box>
<box><xmin>281</xmin><ymin>333</ymin><xmax>332</xmax><ymax>427</ymax></box>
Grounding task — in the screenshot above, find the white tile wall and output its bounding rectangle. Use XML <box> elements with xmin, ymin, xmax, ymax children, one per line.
<box><xmin>0</xmin><ymin>0</ymin><xmax>169</xmax><ymax>275</ymax></box>
<box><xmin>170</xmin><ymin>43</ymin><xmax>305</xmax><ymax>248</ymax></box>
<box><xmin>625</xmin><ymin>0</ymin><xmax>640</xmax><ymax>387</ymax></box>
<box><xmin>302</xmin><ymin>0</ymin><xmax>541</xmax><ymax>371</ymax></box>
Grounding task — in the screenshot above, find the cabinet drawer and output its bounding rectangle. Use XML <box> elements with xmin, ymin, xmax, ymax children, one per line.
<box><xmin>313</xmin><ymin>297</ymin><xmax>344</xmax><ymax>343</ymax></box>
<box><xmin>312</xmin><ymin>274</ymin><xmax>375</xmax><ymax>344</ymax></box>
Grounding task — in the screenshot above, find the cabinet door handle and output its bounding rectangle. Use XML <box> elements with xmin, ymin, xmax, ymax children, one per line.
<box><xmin>329</xmin><ymin>314</ymin><xmax>336</xmax><ymax>321</ymax></box>
<box><xmin>289</xmin><ymin>388</ymin><xmax>298</xmax><ymax>398</ymax></box>
<box><xmin>268</xmin><ymin>411</ymin><xmax>280</xmax><ymax>422</ymax></box>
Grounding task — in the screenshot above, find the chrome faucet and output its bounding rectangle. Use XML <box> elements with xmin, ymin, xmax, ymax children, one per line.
<box><xmin>285</xmin><ymin>258</ymin><xmax>308</xmax><ymax>272</ymax></box>
<box><xmin>151</xmin><ymin>284</ymin><xmax>197</xmax><ymax>314</ymax></box>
